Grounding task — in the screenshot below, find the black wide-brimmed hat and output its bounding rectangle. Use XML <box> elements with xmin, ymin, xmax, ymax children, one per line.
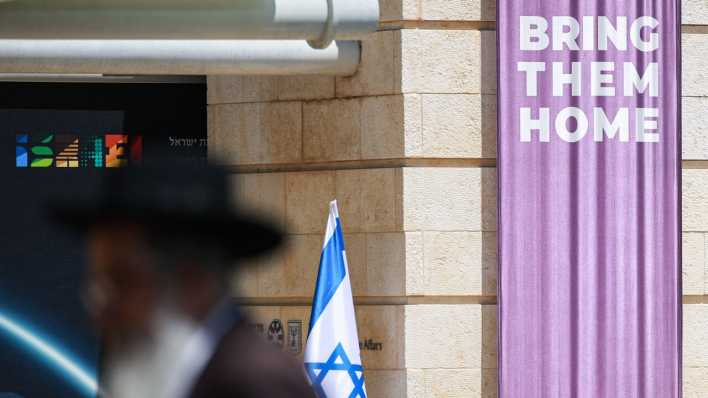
<box><xmin>49</xmin><ymin>159</ymin><xmax>283</xmax><ymax>261</ymax></box>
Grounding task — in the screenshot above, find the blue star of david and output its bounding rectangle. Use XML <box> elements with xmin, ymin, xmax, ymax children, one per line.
<box><xmin>305</xmin><ymin>343</ymin><xmax>366</xmax><ymax>398</ymax></box>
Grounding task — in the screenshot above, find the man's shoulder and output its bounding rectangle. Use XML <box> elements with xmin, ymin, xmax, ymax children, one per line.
<box><xmin>189</xmin><ymin>321</ymin><xmax>316</xmax><ymax>398</ymax></box>
<box><xmin>217</xmin><ymin>321</ymin><xmax>301</xmax><ymax>371</ymax></box>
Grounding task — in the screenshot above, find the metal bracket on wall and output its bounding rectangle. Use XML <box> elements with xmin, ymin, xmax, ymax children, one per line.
<box><xmin>308</xmin><ymin>0</ymin><xmax>336</xmax><ymax>50</ymax></box>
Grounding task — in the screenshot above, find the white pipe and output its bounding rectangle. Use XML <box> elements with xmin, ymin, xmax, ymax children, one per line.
<box><xmin>0</xmin><ymin>74</ymin><xmax>206</xmax><ymax>83</ymax></box>
<box><xmin>0</xmin><ymin>0</ymin><xmax>379</xmax><ymax>44</ymax></box>
<box><xmin>0</xmin><ymin>40</ymin><xmax>361</xmax><ymax>76</ymax></box>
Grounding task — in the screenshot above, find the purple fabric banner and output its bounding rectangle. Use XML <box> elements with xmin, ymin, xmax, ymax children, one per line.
<box><xmin>497</xmin><ymin>1</ymin><xmax>681</xmax><ymax>397</ymax></box>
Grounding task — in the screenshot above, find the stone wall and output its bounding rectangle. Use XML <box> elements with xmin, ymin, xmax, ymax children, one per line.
<box><xmin>208</xmin><ymin>0</ymin><xmax>708</xmax><ymax>396</ymax></box>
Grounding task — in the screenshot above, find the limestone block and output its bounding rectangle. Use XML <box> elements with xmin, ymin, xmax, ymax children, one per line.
<box><xmin>406</xmin><ymin>369</ymin><xmax>426</xmax><ymax>397</ymax></box>
<box><xmin>401</xmin><ymin>29</ymin><xmax>479</xmax><ymax>94</ymax></box>
<box><xmin>365</xmin><ymin>370</ymin><xmax>406</xmax><ymax>398</ymax></box>
<box><xmin>482</xmin><ymin>232</ymin><xmax>498</xmax><ymax>296</ymax></box>
<box><xmin>207</xmin><ymin>105</ymin><xmax>236</xmax><ymax>163</ymax></box>
<box><xmin>405</xmin><ymin>232</ymin><xmax>426</xmax><ymax>296</ymax></box>
<box><xmin>402</xmin><ymin>167</ymin><xmax>497</xmax><ymax>232</ymax></box>
<box><xmin>379</xmin><ymin>0</ymin><xmax>402</xmax><ymax>21</ymax></box>
<box><xmin>277</xmin><ymin>75</ymin><xmax>336</xmax><ymax>101</ymax></box>
<box><xmin>253</xmin><ymin>230</ymin><xmax>376</xmax><ymax>298</ymax></box>
<box><xmin>683</xmin><ymin>97</ymin><xmax>708</xmax><ymax>160</ymax></box>
<box><xmin>238</xmin><ymin>231</ymin><xmax>396</xmax><ymax>298</ymax></box>
<box><xmin>420</xmin><ymin>94</ymin><xmax>497</xmax><ymax>158</ymax></box>
<box><xmin>361</xmin><ymin>94</ymin><xmax>423</xmax><ymax>159</ymax></box>
<box><xmin>684</xmin><ymin>304</ymin><xmax>708</xmax><ymax>367</ymax></box>
<box><xmin>303</xmin><ymin>98</ymin><xmax>362</xmax><ymax>161</ymax></box>
<box><xmin>337</xmin><ymin>31</ymin><xmax>401</xmax><ymax>98</ymax></box>
<box><xmin>421</xmin><ymin>231</ymin><xmax>486</xmax><ymax>295</ymax></box>
<box><xmin>406</xmin><ymin>231</ymin><xmax>490</xmax><ymax>295</ymax></box>
<box><xmin>683</xmin><ymin>169</ymin><xmax>708</xmax><ymax>232</ymax></box>
<box><xmin>424</xmin><ymin>369</ymin><xmax>485</xmax><ymax>398</ymax></box>
<box><xmin>234</xmin><ymin>238</ymin><xmax>290</xmax><ymax>297</ymax></box>
<box><xmin>207</xmin><ymin>75</ymin><xmax>277</xmax><ymax>104</ymax></box>
<box><xmin>401</xmin><ymin>29</ymin><xmax>496</xmax><ymax>94</ymax></box>
<box><xmin>232</xmin><ymin>173</ymin><xmax>286</xmax><ymax>230</ymax></box>
<box><xmin>705</xmin><ymin>236</ymin><xmax>708</xmax><ymax>294</ymax></box>
<box><xmin>379</xmin><ymin>0</ymin><xmax>419</xmax><ymax>20</ymax></box>
<box><xmin>256</xmin><ymin>247</ymin><xmax>291</xmax><ymax>292</ymax></box>
<box><xmin>208</xmin><ymin>102</ymin><xmax>302</xmax><ymax>165</ymax></box>
<box><xmin>684</xmin><ymin>34</ymin><xmax>708</xmax><ymax>97</ymax></box>
<box><xmin>684</xmin><ymin>233</ymin><xmax>706</xmax><ymax>295</ymax></box>
<box><xmin>421</xmin><ymin>0</ymin><xmax>496</xmax><ymax>21</ymax></box>
<box><xmin>435</xmin><ymin>369</ymin><xmax>486</xmax><ymax>397</ymax></box>
<box><xmin>684</xmin><ymin>367</ymin><xmax>708</xmax><ymax>398</ymax></box>
<box><xmin>238</xmin><ymin>242</ymin><xmax>285</xmax><ymax>297</ymax></box>
<box><xmin>366</xmin><ymin>233</ymin><xmax>406</xmax><ymax>296</ymax></box>
<box><xmin>257</xmin><ymin>234</ymin><xmax>321</xmax><ymax>297</ymax></box>
<box><xmin>478</xmin><ymin>168</ymin><xmax>498</xmax><ymax>231</ymax></box>
<box><xmin>286</xmin><ymin>171</ymin><xmax>336</xmax><ymax>234</ymax></box>
<box><xmin>346</xmin><ymin>233</ymin><xmax>369</xmax><ymax>297</ymax></box>
<box><xmin>482</xmin><ymin>368</ymin><xmax>499</xmax><ymax>398</ymax></box>
<box><xmin>481</xmin><ymin>30</ymin><xmax>498</xmax><ymax>93</ymax></box>
<box><xmin>405</xmin><ymin>304</ymin><xmax>483</xmax><ymax>368</ymax></box>
<box><xmin>335</xmin><ymin>169</ymin><xmax>402</xmax><ymax>233</ymax></box>
<box><xmin>684</xmin><ymin>0</ymin><xmax>708</xmax><ymax>25</ymax></box>
<box><xmin>481</xmin><ymin>305</ymin><xmax>497</xmax><ymax>369</ymax></box>
<box><xmin>403</xmin><ymin>94</ymin><xmax>425</xmax><ymax>156</ymax></box>
<box><xmin>336</xmin><ymin>169</ymin><xmax>365</xmax><ymax>233</ymax></box>
<box><xmin>207</xmin><ymin>75</ymin><xmax>335</xmax><ymax>104</ymax></box>
<box><xmin>481</xmin><ymin>95</ymin><xmax>498</xmax><ymax>159</ymax></box>
<box><xmin>403</xmin><ymin>167</ymin><xmax>481</xmax><ymax>231</ymax></box>
<box><xmin>356</xmin><ymin>305</ymin><xmax>406</xmax><ymax>370</ymax></box>
<box><xmin>407</xmin><ymin>368</ymin><xmax>498</xmax><ymax>398</ymax></box>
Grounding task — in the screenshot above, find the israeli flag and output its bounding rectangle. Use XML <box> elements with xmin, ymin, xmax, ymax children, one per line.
<box><xmin>304</xmin><ymin>200</ymin><xmax>366</xmax><ymax>398</ymax></box>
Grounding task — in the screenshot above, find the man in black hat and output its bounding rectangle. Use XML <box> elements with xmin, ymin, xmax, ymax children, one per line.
<box><xmin>50</xmin><ymin>162</ymin><xmax>315</xmax><ymax>398</ymax></box>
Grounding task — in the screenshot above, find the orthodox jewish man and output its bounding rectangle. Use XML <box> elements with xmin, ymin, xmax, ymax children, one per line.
<box><xmin>50</xmin><ymin>160</ymin><xmax>316</xmax><ymax>398</ymax></box>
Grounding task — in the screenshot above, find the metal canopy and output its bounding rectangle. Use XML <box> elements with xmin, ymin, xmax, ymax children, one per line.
<box><xmin>0</xmin><ymin>0</ymin><xmax>378</xmax><ymax>43</ymax></box>
<box><xmin>0</xmin><ymin>0</ymin><xmax>379</xmax><ymax>76</ymax></box>
<box><xmin>0</xmin><ymin>39</ymin><xmax>361</xmax><ymax>76</ymax></box>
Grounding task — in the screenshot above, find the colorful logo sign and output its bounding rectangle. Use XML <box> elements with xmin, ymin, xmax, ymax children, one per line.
<box><xmin>16</xmin><ymin>134</ymin><xmax>142</xmax><ymax>168</ymax></box>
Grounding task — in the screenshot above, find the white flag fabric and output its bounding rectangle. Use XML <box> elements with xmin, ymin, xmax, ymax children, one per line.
<box><xmin>304</xmin><ymin>200</ymin><xmax>366</xmax><ymax>398</ymax></box>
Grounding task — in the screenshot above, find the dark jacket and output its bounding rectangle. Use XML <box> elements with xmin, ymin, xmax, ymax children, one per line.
<box><xmin>187</xmin><ymin>319</ymin><xmax>316</xmax><ymax>398</ymax></box>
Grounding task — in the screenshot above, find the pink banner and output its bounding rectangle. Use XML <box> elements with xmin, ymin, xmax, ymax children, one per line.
<box><xmin>498</xmin><ymin>1</ymin><xmax>681</xmax><ymax>396</ymax></box>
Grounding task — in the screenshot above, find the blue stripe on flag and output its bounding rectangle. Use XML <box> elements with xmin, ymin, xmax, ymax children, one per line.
<box><xmin>307</xmin><ymin>217</ymin><xmax>347</xmax><ymax>335</ymax></box>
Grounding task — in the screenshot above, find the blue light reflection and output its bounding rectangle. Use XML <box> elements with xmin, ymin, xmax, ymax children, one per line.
<box><xmin>0</xmin><ymin>312</ymin><xmax>97</xmax><ymax>397</ymax></box>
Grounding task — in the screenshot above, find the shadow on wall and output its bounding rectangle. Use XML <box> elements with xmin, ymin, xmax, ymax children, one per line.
<box><xmin>481</xmin><ymin>0</ymin><xmax>497</xmax><ymax>21</ymax></box>
<box><xmin>480</xmin><ymin>24</ymin><xmax>499</xmax><ymax>398</ymax></box>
